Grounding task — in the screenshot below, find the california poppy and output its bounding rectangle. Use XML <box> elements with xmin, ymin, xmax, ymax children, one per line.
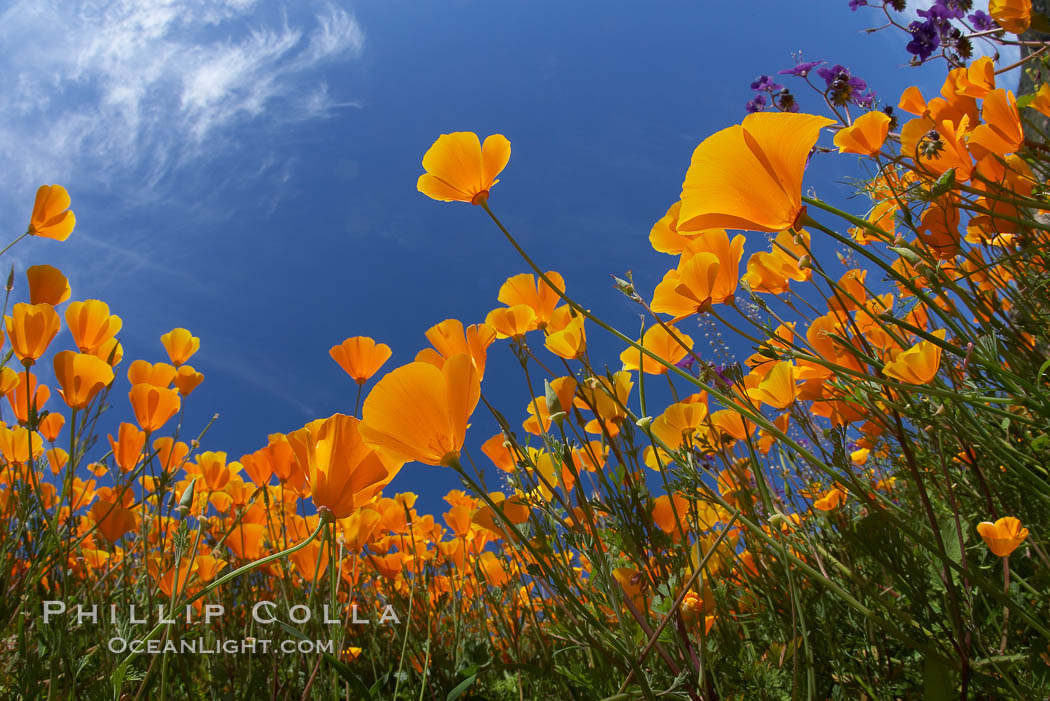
<box><xmin>415</xmin><ymin>319</ymin><xmax>495</xmax><ymax>378</ymax></box>
<box><xmin>127</xmin><ymin>360</ymin><xmax>176</xmax><ymax>388</ymax></box>
<box><xmin>976</xmin><ymin>516</ymin><xmax>1029</xmax><ymax>557</ymax></box>
<box><xmin>360</xmin><ymin>353</ymin><xmax>480</xmax><ymax>467</ymax></box>
<box><xmin>544</xmin><ymin>314</ymin><xmax>586</xmax><ymax>360</ymax></box>
<box><xmin>287</xmin><ymin>413</ymin><xmax>393</xmax><ymax>519</ymax></box>
<box><xmin>26</xmin><ymin>265</ymin><xmax>71</xmax><ymax>306</ymax></box>
<box><xmin>28</xmin><ymin>185</ymin><xmax>76</xmax><ymax>241</ymax></box>
<box><xmin>989</xmin><ymin>0</ymin><xmax>1032</xmax><ymax>33</ymax></box>
<box><xmin>5</xmin><ymin>303</ymin><xmax>60</xmax><ymax>365</ymax></box>
<box><xmin>65</xmin><ymin>300</ymin><xmax>122</xmax><ymax>354</ymax></box>
<box><xmin>330</xmin><ymin>336</ymin><xmax>392</xmax><ymax>385</ymax></box>
<box><xmin>678</xmin><ymin>112</ymin><xmax>835</xmax><ymax>233</ymax></box>
<box><xmin>833</xmin><ymin>111</ymin><xmax>891</xmax><ymax>157</ymax></box>
<box><xmin>129</xmin><ymin>383</ymin><xmax>181</xmax><ymax>432</ymax></box>
<box><xmin>968</xmin><ymin>89</ymin><xmax>1024</xmax><ymax>158</ymax></box>
<box><xmin>417</xmin><ymin>132</ymin><xmax>511</xmax><ymax>205</ymax></box>
<box><xmin>53</xmin><ymin>350</ymin><xmax>114</xmax><ymax>410</ymax></box>
<box><xmin>619</xmin><ymin>324</ymin><xmax>694</xmax><ymax>375</ymax></box>
<box><xmin>173</xmin><ymin>365</ymin><xmax>204</xmax><ymax>396</ymax></box>
<box><xmin>160</xmin><ymin>328</ymin><xmax>200</xmax><ymax>366</ymax></box>
<box><xmin>497</xmin><ymin>272</ymin><xmax>566</xmax><ymax>330</ymax></box>
<box><xmin>107</xmin><ymin>423</ymin><xmax>146</xmax><ymax>472</ymax></box>
<box><xmin>882</xmin><ymin>330</ymin><xmax>946</xmax><ymax>385</ymax></box>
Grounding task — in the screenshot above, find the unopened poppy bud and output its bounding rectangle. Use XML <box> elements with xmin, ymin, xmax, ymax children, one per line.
<box><xmin>177</xmin><ymin>478</ymin><xmax>197</xmax><ymax>517</ymax></box>
<box><xmin>889</xmin><ymin>246</ymin><xmax>921</xmax><ymax>265</ymax></box>
<box><xmin>768</xmin><ymin>512</ymin><xmax>794</xmax><ymax>531</ymax></box>
<box><xmin>635</xmin><ymin>416</ymin><xmax>653</xmax><ymax>430</ymax></box>
<box><xmin>5</xmin><ymin>266</ymin><xmax>13</xmax><ymax>293</ymax></box>
<box><xmin>612</xmin><ymin>276</ymin><xmax>635</xmax><ymax>296</ymax></box>
<box><xmin>797</xmin><ymin>255</ymin><xmax>812</xmax><ymax>270</ymax></box>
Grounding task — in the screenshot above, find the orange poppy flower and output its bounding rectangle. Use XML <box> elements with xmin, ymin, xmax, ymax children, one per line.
<box><xmin>28</xmin><ymin>185</ymin><xmax>76</xmax><ymax>241</ymax></box>
<box><xmin>5</xmin><ymin>303</ymin><xmax>60</xmax><ymax>365</ymax></box>
<box><xmin>226</xmin><ymin>523</ymin><xmax>266</xmax><ymax>560</ymax></box>
<box><xmin>160</xmin><ymin>328</ymin><xmax>200</xmax><ymax>366</ymax></box>
<box><xmin>240</xmin><ymin>447</ymin><xmax>274</xmax><ymax>487</ymax></box>
<box><xmin>481</xmin><ymin>434</ymin><xmax>516</xmax><ymax>472</ymax></box>
<box><xmin>678</xmin><ymin>112</ymin><xmax>835</xmax><ymax>233</ymax></box>
<box><xmin>45</xmin><ymin>447</ymin><xmax>68</xmax><ymax>475</ymax></box>
<box><xmin>108</xmin><ymin>422</ymin><xmax>146</xmax><ymax>472</ymax></box>
<box><xmin>746</xmin><ymin>361</ymin><xmax>797</xmax><ymax>410</ymax></box>
<box><xmin>65</xmin><ymin>300</ymin><xmax>122</xmax><ymax>354</ymax></box>
<box><xmin>968</xmin><ymin>89</ymin><xmax>1024</xmax><ymax>158</ymax></box>
<box><xmin>417</xmin><ymin>132</ymin><xmax>511</xmax><ymax>205</ymax></box>
<box><xmin>39</xmin><ymin>413</ymin><xmax>64</xmax><ymax>442</ymax></box>
<box><xmin>129</xmin><ymin>383</ymin><xmax>181</xmax><ymax>432</ymax></box>
<box><xmin>620</xmin><ymin>323</ymin><xmax>694</xmax><ymax>375</ymax></box>
<box><xmin>26</xmin><ymin>265</ymin><xmax>71</xmax><ymax>306</ymax></box>
<box><xmin>90</xmin><ymin>487</ymin><xmax>137</xmax><ymax>542</ymax></box>
<box><xmin>485</xmin><ymin>304</ymin><xmax>536</xmax><ymax>339</ymax></box>
<box><xmin>497</xmin><ymin>271</ymin><xmax>567</xmax><ymax>330</ymax></box>
<box><xmin>989</xmin><ymin>0</ymin><xmax>1031</xmax><ymax>33</ymax></box>
<box><xmin>976</xmin><ymin>516</ymin><xmax>1029</xmax><ymax>557</ymax></box>
<box><xmin>650</xmin><ymin>252</ymin><xmax>722</xmax><ymax>316</ymax></box>
<box><xmin>360</xmin><ymin>353</ymin><xmax>481</xmax><ymax>467</ymax></box>
<box><xmin>814</xmin><ymin>487</ymin><xmax>848</xmax><ymax>511</ymax></box>
<box><xmin>415</xmin><ymin>318</ymin><xmax>495</xmax><ymax>378</ymax></box>
<box><xmin>0</xmin><ymin>423</ymin><xmax>43</xmax><ymax>464</ymax></box>
<box><xmin>1028</xmin><ymin>83</ymin><xmax>1050</xmax><ymax>118</ymax></box>
<box><xmin>5</xmin><ymin>371</ymin><xmax>49</xmax><ymax>424</ymax></box>
<box><xmin>652</xmin><ymin>494</ymin><xmax>691</xmax><ymax>536</ymax></box>
<box><xmin>153</xmin><ymin>437</ymin><xmax>189</xmax><ymax>474</ymax></box>
<box><xmin>833</xmin><ymin>111</ymin><xmax>891</xmax><ymax>157</ymax></box>
<box><xmin>287</xmin><ymin>413</ymin><xmax>393</xmax><ymax>519</ymax></box>
<box><xmin>53</xmin><ymin>350</ymin><xmax>114</xmax><ymax>410</ymax></box>
<box><xmin>126</xmin><ymin>360</ymin><xmax>176</xmax><ymax>388</ymax></box>
<box><xmin>330</xmin><ymin>336</ymin><xmax>392</xmax><ymax>385</ymax></box>
<box><xmin>544</xmin><ymin>314</ymin><xmax>586</xmax><ymax>360</ymax></box>
<box><xmin>882</xmin><ymin>330</ymin><xmax>946</xmax><ymax>385</ymax></box>
<box><xmin>173</xmin><ymin>365</ymin><xmax>204</xmax><ymax>396</ymax></box>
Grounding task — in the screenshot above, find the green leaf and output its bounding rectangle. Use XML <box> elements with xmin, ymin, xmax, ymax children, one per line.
<box><xmin>446</xmin><ymin>673</ymin><xmax>477</xmax><ymax>701</ymax></box>
<box><xmin>923</xmin><ymin>655</ymin><xmax>954</xmax><ymax>701</ymax></box>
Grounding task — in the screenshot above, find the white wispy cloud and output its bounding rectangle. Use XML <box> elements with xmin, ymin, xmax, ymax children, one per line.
<box><xmin>0</xmin><ymin>0</ymin><xmax>364</xmax><ymax>193</ymax></box>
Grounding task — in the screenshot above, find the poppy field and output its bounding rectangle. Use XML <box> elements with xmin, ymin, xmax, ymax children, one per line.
<box><xmin>3</xmin><ymin>1</ymin><xmax>1050</xmax><ymax>699</ymax></box>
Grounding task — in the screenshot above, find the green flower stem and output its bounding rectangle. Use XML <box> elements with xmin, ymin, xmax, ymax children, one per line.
<box><xmin>112</xmin><ymin>513</ymin><xmax>329</xmax><ymax>686</ymax></box>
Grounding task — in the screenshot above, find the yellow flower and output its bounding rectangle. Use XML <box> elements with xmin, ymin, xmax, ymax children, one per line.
<box><xmin>833</xmin><ymin>111</ymin><xmax>891</xmax><ymax>157</ymax></box>
<box><xmin>28</xmin><ymin>185</ymin><xmax>76</xmax><ymax>241</ymax></box>
<box><xmin>360</xmin><ymin>353</ymin><xmax>481</xmax><ymax>467</ymax></box>
<box><xmin>989</xmin><ymin>0</ymin><xmax>1032</xmax><ymax>34</ymax></box>
<box><xmin>882</xmin><ymin>330</ymin><xmax>946</xmax><ymax>385</ymax></box>
<box><xmin>678</xmin><ymin>112</ymin><xmax>835</xmax><ymax>233</ymax></box>
<box><xmin>976</xmin><ymin>516</ymin><xmax>1029</xmax><ymax>557</ymax></box>
<box><xmin>417</xmin><ymin>132</ymin><xmax>511</xmax><ymax>205</ymax></box>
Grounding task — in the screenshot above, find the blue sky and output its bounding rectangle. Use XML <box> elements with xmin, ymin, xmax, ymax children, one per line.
<box><xmin>0</xmin><ymin>0</ymin><xmax>1017</xmax><ymax>515</ymax></box>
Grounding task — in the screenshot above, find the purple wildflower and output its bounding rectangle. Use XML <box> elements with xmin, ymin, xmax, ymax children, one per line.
<box><xmin>778</xmin><ymin>60</ymin><xmax>824</xmax><ymax>78</ymax></box>
<box><xmin>817</xmin><ymin>65</ymin><xmax>871</xmax><ymax>107</ymax></box>
<box><xmin>968</xmin><ymin>10</ymin><xmax>993</xmax><ymax>30</ymax></box>
<box><xmin>906</xmin><ymin>20</ymin><xmax>941</xmax><ymax>60</ymax></box>
<box><xmin>745</xmin><ymin>94</ymin><xmax>767</xmax><ymax>113</ymax></box>
<box><xmin>848</xmin><ymin>0</ymin><xmax>867</xmax><ymax>9</ymax></box>
<box><xmin>750</xmin><ymin>75</ymin><xmax>784</xmax><ymax>92</ymax></box>
<box><xmin>676</xmin><ymin>354</ymin><xmax>699</xmax><ymax>371</ymax></box>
